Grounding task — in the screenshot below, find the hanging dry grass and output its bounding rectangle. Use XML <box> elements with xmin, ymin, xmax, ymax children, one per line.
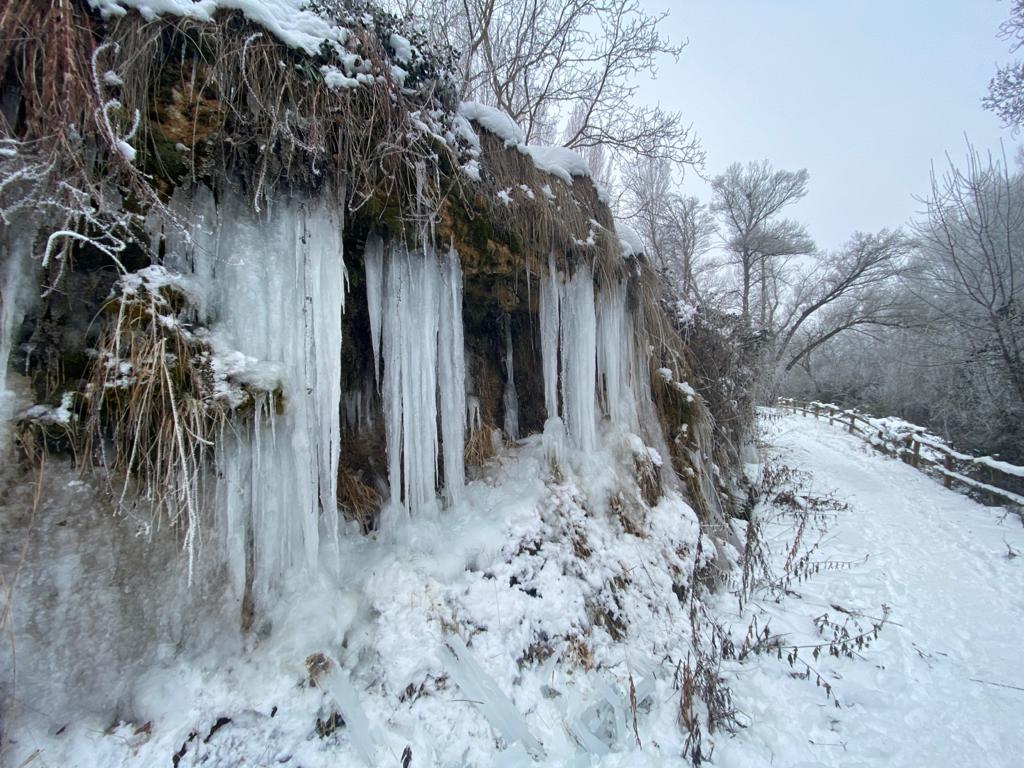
<box><xmin>80</xmin><ymin>275</ymin><xmax>222</xmax><ymax>559</ymax></box>
<box><xmin>0</xmin><ymin>0</ymin><xmax>99</xmax><ymax>147</ymax></box>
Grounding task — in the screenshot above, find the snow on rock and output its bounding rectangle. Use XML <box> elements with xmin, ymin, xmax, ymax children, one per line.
<box><xmin>614</xmin><ymin>221</ymin><xmax>645</xmax><ymax>257</ymax></box>
<box><xmin>86</xmin><ymin>0</ymin><xmax>350</xmax><ymax>56</ymax></box>
<box><xmin>517</xmin><ymin>144</ymin><xmax>591</xmax><ymax>185</ymax></box>
<box><xmin>457</xmin><ymin>101</ymin><xmax>526</xmax><ymax>146</ymax></box>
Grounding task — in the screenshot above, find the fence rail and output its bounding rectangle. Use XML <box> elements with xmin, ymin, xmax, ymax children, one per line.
<box><xmin>775</xmin><ymin>398</ymin><xmax>1024</xmax><ymax>508</ymax></box>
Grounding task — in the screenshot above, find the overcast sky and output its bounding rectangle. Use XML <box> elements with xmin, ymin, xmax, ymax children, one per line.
<box><xmin>637</xmin><ymin>0</ymin><xmax>1015</xmax><ymax>252</ymax></box>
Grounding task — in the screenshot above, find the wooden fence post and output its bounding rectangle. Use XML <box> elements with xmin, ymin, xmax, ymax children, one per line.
<box><xmin>828</xmin><ymin>409</ymin><xmax>834</xmax><ymax>426</ymax></box>
<box><xmin>912</xmin><ymin>439</ymin><xmax>921</xmax><ymax>468</ymax></box>
<box><xmin>944</xmin><ymin>454</ymin><xmax>953</xmax><ymax>488</ymax></box>
<box><xmin>848</xmin><ymin>415</ymin><xmax>855</xmax><ymax>433</ymax></box>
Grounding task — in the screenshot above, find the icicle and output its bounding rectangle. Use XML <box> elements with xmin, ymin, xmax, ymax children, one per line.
<box><xmin>0</xmin><ymin>218</ymin><xmax>38</xmax><ymax>450</ymax></box>
<box><xmin>381</xmin><ymin>243</ymin><xmax>438</xmax><ymax>525</ymax></box>
<box><xmin>502</xmin><ymin>314</ymin><xmax>519</xmax><ymax>441</ymax></box>
<box><xmin>440</xmin><ymin>635</ymin><xmax>544</xmax><ymax>759</ymax></box>
<box><xmin>539</xmin><ymin>254</ymin><xmax>560</xmax><ymax>421</ymax></box>
<box><xmin>596</xmin><ymin>280</ymin><xmax>640</xmax><ymax>432</ymax></box>
<box><xmin>438</xmin><ymin>245</ymin><xmax>467</xmax><ymax>505</ymax></box>
<box><xmin>378</xmin><ymin>241</ymin><xmax>468</xmax><ymax>530</ymax></box>
<box><xmin>559</xmin><ymin>263</ymin><xmax>598</xmax><ymax>453</ymax></box>
<box><xmin>179</xmin><ymin>185</ymin><xmax>346</xmax><ymax>606</ymax></box>
<box><xmin>467</xmin><ymin>396</ymin><xmax>482</xmax><ymax>434</ymax></box>
<box><xmin>322</xmin><ymin>661</ymin><xmax>379</xmax><ymax>765</ymax></box>
<box><xmin>364</xmin><ymin>233</ymin><xmax>384</xmax><ymax>387</ymax></box>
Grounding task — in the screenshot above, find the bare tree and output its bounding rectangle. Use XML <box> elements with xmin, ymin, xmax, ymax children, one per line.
<box><xmin>386</xmin><ymin>0</ymin><xmax>703</xmax><ymax>167</ymax></box>
<box><xmin>710</xmin><ymin>161</ymin><xmax>813</xmax><ymax>329</ymax></box>
<box><xmin>620</xmin><ymin>157</ymin><xmax>715</xmax><ymax>302</ymax></box>
<box><xmin>773</xmin><ymin>229</ymin><xmax>914</xmax><ymax>373</ymax></box>
<box><xmin>913</xmin><ymin>146</ymin><xmax>1024</xmax><ymax>404</ymax></box>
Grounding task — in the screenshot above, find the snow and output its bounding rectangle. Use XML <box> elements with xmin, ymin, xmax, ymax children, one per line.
<box><xmin>458</xmin><ymin>101</ymin><xmax>526</xmax><ymax>146</ymax></box>
<box><xmin>320</xmin><ymin>65</ymin><xmax>362</xmax><ymax>89</ymax></box>
<box><xmin>22</xmin><ymin>391</ymin><xmax>76</xmax><ymax>425</ymax></box>
<box><xmin>614</xmin><ymin>221</ymin><xmax>645</xmax><ymax>257</ymax></box>
<box><xmin>715</xmin><ymin>411</ymin><xmax>1024</xmax><ymax>767</ymax></box>
<box><xmin>972</xmin><ymin>455</ymin><xmax>1024</xmax><ymax>478</ymax></box>
<box><xmin>86</xmin><ymin>0</ymin><xmax>350</xmax><ymax>56</ymax></box>
<box><xmin>389</xmin><ymin>33</ymin><xmax>414</xmax><ymax>64</ymax></box>
<box><xmin>517</xmin><ymin>144</ymin><xmax>591</xmax><ymax>186</ymax></box>
<box><xmin>115</xmin><ymin>138</ymin><xmax>137</xmax><ymax>161</ymax></box>
<box><xmin>13</xmin><ymin>338</ymin><xmax>1022</xmax><ymax>768</ymax></box>
<box><xmin>456</xmin><ymin>104</ymin><xmax>598</xmax><ymax>195</ymax></box>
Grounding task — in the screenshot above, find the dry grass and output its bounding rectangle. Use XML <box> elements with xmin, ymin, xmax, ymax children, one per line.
<box><xmin>80</xmin><ymin>276</ymin><xmax>225</xmax><ymax>573</ymax></box>
<box><xmin>338</xmin><ymin>465</ymin><xmax>381</xmax><ymax>533</ymax></box>
<box><xmin>0</xmin><ymin>0</ymin><xmax>99</xmax><ymax>147</ymax></box>
<box><xmin>464</xmin><ymin>420</ymin><xmax>499</xmax><ymax>468</ymax></box>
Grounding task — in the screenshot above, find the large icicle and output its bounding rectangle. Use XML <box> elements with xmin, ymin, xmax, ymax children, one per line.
<box><xmin>364</xmin><ymin>234</ymin><xmax>384</xmax><ymax>387</ymax></box>
<box><xmin>596</xmin><ymin>280</ymin><xmax>640</xmax><ymax>432</ymax></box>
<box><xmin>379</xmin><ymin>242</ymin><xmax>468</xmax><ymax>532</ymax></box>
<box><xmin>539</xmin><ymin>254</ymin><xmax>560</xmax><ymax>421</ymax></box>
<box><xmin>438</xmin><ymin>246</ymin><xmax>467</xmax><ymax>505</ymax></box>
<box><xmin>502</xmin><ymin>314</ymin><xmax>519</xmax><ymax>441</ymax></box>
<box><xmin>173</xmin><ymin>186</ymin><xmax>346</xmax><ymax>605</ymax></box>
<box><xmin>0</xmin><ymin>219</ymin><xmax>38</xmax><ymax>450</ymax></box>
<box><xmin>559</xmin><ymin>263</ymin><xmax>598</xmax><ymax>453</ymax></box>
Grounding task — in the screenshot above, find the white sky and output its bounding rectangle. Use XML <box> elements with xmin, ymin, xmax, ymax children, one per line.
<box><xmin>637</xmin><ymin>0</ymin><xmax>1015</xmax><ymax>252</ymax></box>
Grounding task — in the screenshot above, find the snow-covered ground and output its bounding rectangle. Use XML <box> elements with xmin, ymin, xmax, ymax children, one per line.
<box><xmin>715</xmin><ymin>410</ymin><xmax>1024</xmax><ymax>767</ymax></box>
<box><xmin>5</xmin><ymin>409</ymin><xmax>1022</xmax><ymax>767</ymax></box>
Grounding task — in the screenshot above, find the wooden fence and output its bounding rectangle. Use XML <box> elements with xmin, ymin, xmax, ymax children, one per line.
<box><xmin>775</xmin><ymin>398</ymin><xmax>1024</xmax><ymax>508</ymax></box>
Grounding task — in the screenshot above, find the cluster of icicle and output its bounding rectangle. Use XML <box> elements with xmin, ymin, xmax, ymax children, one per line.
<box><xmin>10</xmin><ymin>184</ymin><xmax>665</xmax><ymax>609</ymax></box>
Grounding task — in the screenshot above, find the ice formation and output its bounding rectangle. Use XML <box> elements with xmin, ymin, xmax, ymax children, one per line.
<box><xmin>0</xmin><ymin>222</ymin><xmax>37</xmax><ymax>445</ymax></box>
<box><xmin>502</xmin><ymin>314</ymin><xmax>520</xmax><ymax>440</ymax></box>
<box><xmin>596</xmin><ymin>280</ymin><xmax>640</xmax><ymax>433</ymax></box>
<box><xmin>539</xmin><ymin>254</ymin><xmax>561</xmax><ymax>422</ymax></box>
<box><xmin>438</xmin><ymin>246</ymin><xmax>468</xmax><ymax>505</ymax></box>
<box><xmin>160</xmin><ymin>185</ymin><xmax>347</xmax><ymax>604</ymax></box>
<box><xmin>377</xmin><ymin>242</ymin><xmax>467</xmax><ymax>530</ymax></box>
<box><xmin>558</xmin><ymin>263</ymin><xmax>599</xmax><ymax>453</ymax></box>
<box><xmin>363</xmin><ymin>233</ymin><xmax>384</xmax><ymax>386</ymax></box>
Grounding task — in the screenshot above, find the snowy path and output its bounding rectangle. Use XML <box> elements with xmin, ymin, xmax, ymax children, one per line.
<box><xmin>716</xmin><ymin>412</ymin><xmax>1024</xmax><ymax>768</ymax></box>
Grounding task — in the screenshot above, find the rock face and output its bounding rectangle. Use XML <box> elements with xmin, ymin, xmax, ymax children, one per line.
<box><xmin>0</xmin><ymin>3</ymin><xmax>744</xmax><ymax>763</ymax></box>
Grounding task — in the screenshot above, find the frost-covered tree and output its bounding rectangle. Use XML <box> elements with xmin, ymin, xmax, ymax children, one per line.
<box><xmin>984</xmin><ymin>0</ymin><xmax>1024</xmax><ymax>129</ymax></box>
<box><xmin>910</xmin><ymin>147</ymin><xmax>1024</xmax><ymax>453</ymax></box>
<box><xmin>620</xmin><ymin>157</ymin><xmax>716</xmax><ymax>303</ymax></box>
<box><xmin>773</xmin><ymin>229</ymin><xmax>913</xmax><ymax>374</ymax></box>
<box><xmin>710</xmin><ymin>161</ymin><xmax>814</xmax><ymax>329</ymax></box>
